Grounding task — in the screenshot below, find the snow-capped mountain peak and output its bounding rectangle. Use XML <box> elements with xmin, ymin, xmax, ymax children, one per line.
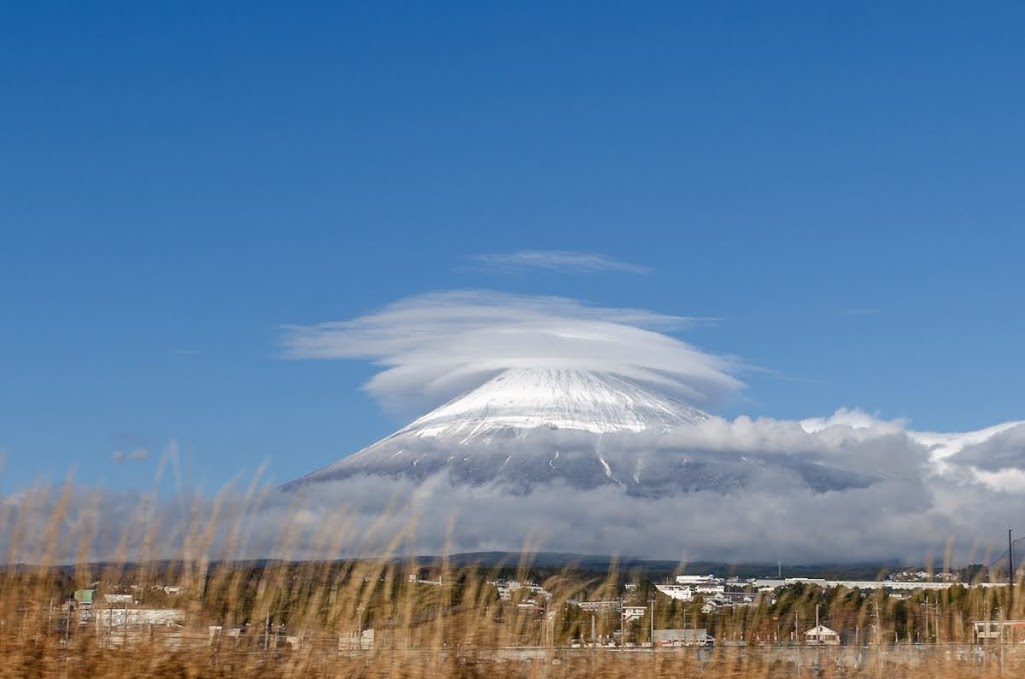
<box><xmin>284</xmin><ymin>368</ymin><xmax>708</xmax><ymax>489</ymax></box>
<box><xmin>402</xmin><ymin>368</ymin><xmax>708</xmax><ymax>443</ymax></box>
<box><xmin>284</xmin><ymin>368</ymin><xmax>874</xmax><ymax>496</ymax></box>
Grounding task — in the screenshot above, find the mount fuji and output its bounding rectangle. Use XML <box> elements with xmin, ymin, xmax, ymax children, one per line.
<box><xmin>284</xmin><ymin>368</ymin><xmax>877</xmax><ymax>496</ymax></box>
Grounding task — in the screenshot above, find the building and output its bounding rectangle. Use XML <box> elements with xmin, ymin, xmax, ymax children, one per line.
<box><xmin>490</xmin><ymin>580</ymin><xmax>551</xmax><ymax>602</ymax></box>
<box><xmin>73</xmin><ymin>589</ymin><xmax>96</xmax><ymax>608</ymax></box>
<box><xmin>654</xmin><ymin>628</ymin><xmax>712</xmax><ymax>646</ymax></box>
<box><xmin>104</xmin><ymin>593</ymin><xmax>134</xmax><ymax>604</ymax></box>
<box><xmin>96</xmin><ymin>608</ymin><xmax>185</xmax><ymax>628</ymax></box>
<box><xmin>622</xmin><ymin>605</ymin><xmax>647</xmax><ymax>622</ymax></box>
<box><xmin>655</xmin><ymin>575</ymin><xmax>725</xmax><ymax>602</ymax></box>
<box><xmin>339</xmin><ymin>629</ymin><xmax>375</xmax><ymax>650</ymax></box>
<box><xmin>804</xmin><ymin>625</ymin><xmax>840</xmax><ymax>645</ymax></box>
<box><xmin>973</xmin><ymin>620</ymin><xmax>1025</xmax><ymax>643</ymax></box>
<box><xmin>751</xmin><ymin>577</ymin><xmax>958</xmax><ymax>593</ymax></box>
<box><xmin>568</xmin><ymin>600</ymin><xmax>622</xmax><ymax>612</ymax></box>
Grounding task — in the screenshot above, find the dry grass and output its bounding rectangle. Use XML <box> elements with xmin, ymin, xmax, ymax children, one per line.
<box><xmin>0</xmin><ymin>481</ymin><xmax>1022</xmax><ymax>678</ymax></box>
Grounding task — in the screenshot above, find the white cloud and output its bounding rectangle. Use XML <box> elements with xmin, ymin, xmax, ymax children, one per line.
<box><xmin>800</xmin><ymin>408</ymin><xmax>907</xmax><ymax>434</ymax></box>
<box><xmin>111</xmin><ymin>448</ymin><xmax>150</xmax><ymax>463</ymax></box>
<box><xmin>468</xmin><ymin>250</ymin><xmax>651</xmax><ymax>274</ymax></box>
<box><xmin>264</xmin><ymin>415</ymin><xmax>1025</xmax><ymax>563</ymax></box>
<box><xmin>7</xmin><ymin>412</ymin><xmax>1022</xmax><ymax>566</ymax></box>
<box><xmin>281</xmin><ymin>290</ymin><xmax>740</xmax><ymax>415</ymax></box>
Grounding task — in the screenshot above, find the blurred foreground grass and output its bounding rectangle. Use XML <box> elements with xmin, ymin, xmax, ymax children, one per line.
<box><xmin>1</xmin><ymin>481</ymin><xmax>1022</xmax><ymax>678</ymax></box>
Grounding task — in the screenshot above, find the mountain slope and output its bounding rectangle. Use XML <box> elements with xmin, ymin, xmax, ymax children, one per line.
<box><xmin>284</xmin><ymin>368</ymin><xmax>875</xmax><ymax>495</ymax></box>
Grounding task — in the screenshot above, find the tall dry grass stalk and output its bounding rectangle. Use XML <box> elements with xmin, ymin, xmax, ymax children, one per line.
<box><xmin>0</xmin><ymin>480</ymin><xmax>1023</xmax><ymax>678</ymax></box>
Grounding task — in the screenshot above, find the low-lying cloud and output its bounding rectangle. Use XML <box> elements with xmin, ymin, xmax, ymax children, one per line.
<box><xmin>6</xmin><ymin>412</ymin><xmax>1024</xmax><ymax>566</ymax></box>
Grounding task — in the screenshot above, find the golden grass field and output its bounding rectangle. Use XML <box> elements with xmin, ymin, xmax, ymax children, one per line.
<box><xmin>2</xmin><ymin>482</ymin><xmax>1023</xmax><ymax>678</ymax></box>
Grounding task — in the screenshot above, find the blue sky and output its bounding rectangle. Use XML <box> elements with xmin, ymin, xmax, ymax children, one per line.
<box><xmin>2</xmin><ymin>2</ymin><xmax>1024</xmax><ymax>492</ymax></box>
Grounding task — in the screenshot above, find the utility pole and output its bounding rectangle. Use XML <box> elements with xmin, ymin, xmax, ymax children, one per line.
<box><xmin>620</xmin><ymin>599</ymin><xmax>624</xmax><ymax>647</ymax></box>
<box><xmin>649</xmin><ymin>599</ymin><xmax>655</xmax><ymax>651</ymax></box>
<box><xmin>796</xmin><ymin>608</ymin><xmax>802</xmax><ymax>674</ymax></box>
<box><xmin>357</xmin><ymin>606</ymin><xmax>364</xmax><ymax>651</ymax></box>
<box><xmin>875</xmin><ymin>600</ymin><xmax>881</xmax><ymax>645</ymax></box>
<box><xmin>1009</xmin><ymin>529</ymin><xmax>1015</xmax><ymax>616</ymax></box>
<box><xmin>922</xmin><ymin>601</ymin><xmax>929</xmax><ymax>643</ymax></box>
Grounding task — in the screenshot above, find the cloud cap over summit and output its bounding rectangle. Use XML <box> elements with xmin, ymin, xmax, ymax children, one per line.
<box><xmin>281</xmin><ymin>290</ymin><xmax>743</xmax><ymax>416</ymax></box>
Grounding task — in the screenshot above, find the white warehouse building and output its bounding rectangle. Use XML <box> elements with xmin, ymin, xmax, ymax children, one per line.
<box><xmin>655</xmin><ymin>575</ymin><xmax>725</xmax><ymax>602</ymax></box>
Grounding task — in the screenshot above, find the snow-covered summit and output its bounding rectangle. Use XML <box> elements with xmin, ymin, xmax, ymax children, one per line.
<box><xmin>284</xmin><ymin>368</ymin><xmax>874</xmax><ymax>495</ymax></box>
<box><xmin>403</xmin><ymin>368</ymin><xmax>708</xmax><ymax>443</ymax></box>
<box><xmin>284</xmin><ymin>368</ymin><xmax>709</xmax><ymax>490</ymax></box>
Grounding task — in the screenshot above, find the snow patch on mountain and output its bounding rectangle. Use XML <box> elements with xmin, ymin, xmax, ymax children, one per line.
<box><xmin>406</xmin><ymin>368</ymin><xmax>708</xmax><ymax>441</ymax></box>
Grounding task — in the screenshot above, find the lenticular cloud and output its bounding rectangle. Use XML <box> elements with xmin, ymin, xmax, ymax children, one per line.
<box><xmin>281</xmin><ymin>290</ymin><xmax>743</xmax><ymax>415</ymax></box>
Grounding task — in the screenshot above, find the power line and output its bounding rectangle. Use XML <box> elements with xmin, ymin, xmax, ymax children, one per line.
<box><xmin>986</xmin><ymin>536</ymin><xmax>1025</xmax><ymax>569</ymax></box>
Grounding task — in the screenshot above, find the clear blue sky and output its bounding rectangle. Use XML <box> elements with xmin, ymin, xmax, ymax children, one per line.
<box><xmin>2</xmin><ymin>2</ymin><xmax>1023</xmax><ymax>491</ymax></box>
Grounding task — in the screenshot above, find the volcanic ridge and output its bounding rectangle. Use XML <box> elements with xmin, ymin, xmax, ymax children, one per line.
<box><xmin>285</xmin><ymin>368</ymin><xmax>876</xmax><ymax>496</ymax></box>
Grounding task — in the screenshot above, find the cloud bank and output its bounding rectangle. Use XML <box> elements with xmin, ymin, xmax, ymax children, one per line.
<box><xmin>268</xmin><ymin>414</ymin><xmax>1023</xmax><ymax>564</ymax></box>
<box><xmin>281</xmin><ymin>290</ymin><xmax>740</xmax><ymax>414</ymax></box>
<box><xmin>6</xmin><ymin>413</ymin><xmax>1024</xmax><ymax>566</ymax></box>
